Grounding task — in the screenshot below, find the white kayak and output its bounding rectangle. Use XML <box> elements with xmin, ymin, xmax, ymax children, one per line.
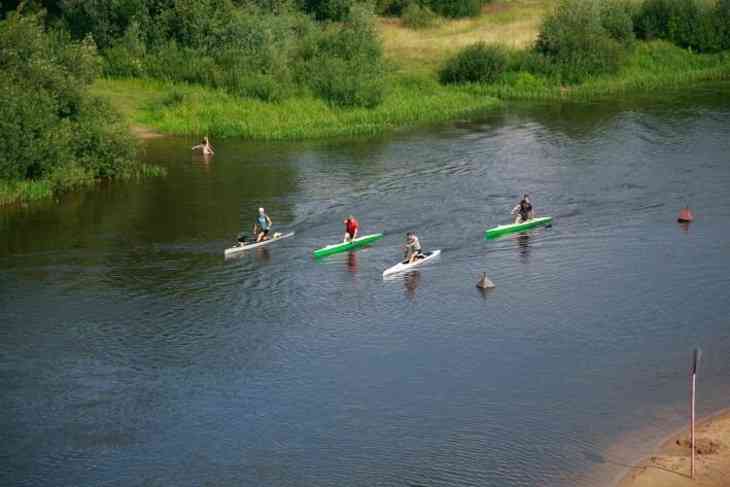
<box><xmin>382</xmin><ymin>250</ymin><xmax>441</xmax><ymax>277</ymax></box>
<box><xmin>224</xmin><ymin>232</ymin><xmax>295</xmax><ymax>258</ymax></box>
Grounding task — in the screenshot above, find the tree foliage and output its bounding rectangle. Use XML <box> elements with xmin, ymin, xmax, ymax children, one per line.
<box><xmin>0</xmin><ymin>13</ymin><xmax>135</xmax><ymax>182</ymax></box>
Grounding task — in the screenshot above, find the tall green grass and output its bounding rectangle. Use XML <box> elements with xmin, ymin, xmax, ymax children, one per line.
<box><xmin>97</xmin><ymin>41</ymin><xmax>730</xmax><ymax>141</ymax></box>
<box><xmin>0</xmin><ymin>162</ymin><xmax>165</xmax><ymax>207</ymax></box>
<box><xmin>472</xmin><ymin>41</ymin><xmax>730</xmax><ymax>100</ymax></box>
<box><xmin>101</xmin><ymin>75</ymin><xmax>500</xmax><ymax>140</ymax></box>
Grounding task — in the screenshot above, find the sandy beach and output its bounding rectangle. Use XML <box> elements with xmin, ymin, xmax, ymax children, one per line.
<box><xmin>618</xmin><ymin>409</ymin><xmax>730</xmax><ymax>487</ymax></box>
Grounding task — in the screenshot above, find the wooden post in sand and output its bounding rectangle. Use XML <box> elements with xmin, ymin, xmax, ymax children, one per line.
<box><xmin>690</xmin><ymin>347</ymin><xmax>701</xmax><ymax>480</ymax></box>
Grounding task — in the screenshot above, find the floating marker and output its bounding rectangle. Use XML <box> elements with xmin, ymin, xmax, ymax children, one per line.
<box><xmin>678</xmin><ymin>207</ymin><xmax>694</xmax><ymax>223</ymax></box>
<box><xmin>476</xmin><ymin>272</ymin><xmax>495</xmax><ymax>289</ymax></box>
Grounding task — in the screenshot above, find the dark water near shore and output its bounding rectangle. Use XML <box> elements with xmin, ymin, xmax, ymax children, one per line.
<box><xmin>2</xmin><ymin>84</ymin><xmax>730</xmax><ymax>487</ymax></box>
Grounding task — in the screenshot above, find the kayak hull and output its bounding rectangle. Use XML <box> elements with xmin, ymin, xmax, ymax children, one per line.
<box><xmin>313</xmin><ymin>233</ymin><xmax>384</xmax><ymax>258</ymax></box>
<box><xmin>485</xmin><ymin>217</ymin><xmax>552</xmax><ymax>240</ymax></box>
<box><xmin>383</xmin><ymin>250</ymin><xmax>441</xmax><ymax>277</ymax></box>
<box><xmin>224</xmin><ymin>231</ymin><xmax>295</xmax><ymax>258</ymax></box>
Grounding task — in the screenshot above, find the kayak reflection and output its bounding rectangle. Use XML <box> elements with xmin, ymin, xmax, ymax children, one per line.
<box><xmin>516</xmin><ymin>233</ymin><xmax>530</xmax><ymax>263</ymax></box>
<box><xmin>256</xmin><ymin>247</ymin><xmax>271</xmax><ymax>263</ymax></box>
<box><xmin>404</xmin><ymin>271</ymin><xmax>421</xmax><ymax>300</ymax></box>
<box><xmin>347</xmin><ymin>252</ymin><xmax>358</xmax><ymax>273</ymax></box>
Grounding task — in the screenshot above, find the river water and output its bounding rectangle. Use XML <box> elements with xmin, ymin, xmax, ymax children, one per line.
<box><xmin>2</xmin><ymin>84</ymin><xmax>730</xmax><ymax>487</ymax></box>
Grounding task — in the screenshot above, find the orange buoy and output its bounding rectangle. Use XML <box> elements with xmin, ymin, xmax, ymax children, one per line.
<box><xmin>678</xmin><ymin>207</ymin><xmax>694</xmax><ymax>223</ymax></box>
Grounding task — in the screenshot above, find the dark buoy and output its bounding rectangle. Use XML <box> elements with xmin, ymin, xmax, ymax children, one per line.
<box><xmin>476</xmin><ymin>272</ymin><xmax>495</xmax><ymax>289</ymax></box>
<box><xmin>678</xmin><ymin>207</ymin><xmax>694</xmax><ymax>223</ymax></box>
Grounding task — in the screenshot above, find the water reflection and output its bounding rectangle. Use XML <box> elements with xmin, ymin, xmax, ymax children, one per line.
<box><xmin>403</xmin><ymin>271</ymin><xmax>421</xmax><ymax>300</ymax></box>
<box><xmin>256</xmin><ymin>247</ymin><xmax>271</xmax><ymax>263</ymax></box>
<box><xmin>347</xmin><ymin>252</ymin><xmax>358</xmax><ymax>273</ymax></box>
<box><xmin>192</xmin><ymin>153</ymin><xmax>213</xmax><ymax>171</ymax></box>
<box><xmin>678</xmin><ymin>222</ymin><xmax>691</xmax><ymax>234</ymax></box>
<box><xmin>516</xmin><ymin>233</ymin><xmax>530</xmax><ymax>262</ymax></box>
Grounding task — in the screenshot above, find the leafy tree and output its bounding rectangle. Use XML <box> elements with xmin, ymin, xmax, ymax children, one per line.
<box><xmin>0</xmin><ymin>13</ymin><xmax>135</xmax><ymax>182</ymax></box>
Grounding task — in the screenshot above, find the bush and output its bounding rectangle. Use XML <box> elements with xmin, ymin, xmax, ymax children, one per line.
<box><xmin>633</xmin><ymin>0</ymin><xmax>723</xmax><ymax>52</ymax></box>
<box><xmin>299</xmin><ymin>0</ymin><xmax>356</xmax><ymax>21</ymax></box>
<box><xmin>72</xmin><ymin>97</ymin><xmax>137</xmax><ymax>178</ymax></box>
<box><xmin>600</xmin><ymin>0</ymin><xmax>635</xmax><ymax>47</ymax></box>
<box><xmin>439</xmin><ymin>43</ymin><xmax>509</xmax><ymax>84</ymax></box>
<box><xmin>157</xmin><ymin>0</ymin><xmax>237</xmax><ymax>50</ymax></box>
<box><xmin>302</xmin><ymin>5</ymin><xmax>386</xmax><ymax>107</ymax></box>
<box><xmin>535</xmin><ymin>0</ymin><xmax>626</xmax><ymax>83</ymax></box>
<box><xmin>428</xmin><ymin>0</ymin><xmax>484</xmax><ymax>18</ymax></box>
<box><xmin>61</xmin><ymin>0</ymin><xmax>146</xmax><ymax>49</ymax></box>
<box><xmin>376</xmin><ymin>0</ymin><xmax>409</xmax><ymax>15</ymax></box>
<box><xmin>402</xmin><ymin>2</ymin><xmax>438</xmax><ymax>29</ymax></box>
<box><xmin>718</xmin><ymin>0</ymin><xmax>730</xmax><ymax>50</ymax></box>
<box><xmin>58</xmin><ymin>0</ymin><xmax>387</xmax><ymax>107</ymax></box>
<box><xmin>0</xmin><ymin>13</ymin><xmax>136</xmax><ymax>185</ymax></box>
<box><xmin>0</xmin><ymin>78</ymin><xmax>70</xmax><ymax>180</ymax></box>
<box><xmin>102</xmin><ymin>21</ymin><xmax>146</xmax><ymax>77</ymax></box>
<box><xmin>308</xmin><ymin>56</ymin><xmax>385</xmax><ymax>107</ymax></box>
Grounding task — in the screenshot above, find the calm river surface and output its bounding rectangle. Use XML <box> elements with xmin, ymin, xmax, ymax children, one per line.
<box><xmin>2</xmin><ymin>84</ymin><xmax>730</xmax><ymax>487</ymax></box>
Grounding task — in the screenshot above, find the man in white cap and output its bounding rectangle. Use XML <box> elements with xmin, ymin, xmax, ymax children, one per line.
<box><xmin>254</xmin><ymin>207</ymin><xmax>273</xmax><ymax>242</ymax></box>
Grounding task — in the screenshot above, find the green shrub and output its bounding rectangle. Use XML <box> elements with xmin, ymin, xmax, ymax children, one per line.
<box><xmin>428</xmin><ymin>0</ymin><xmax>484</xmax><ymax>19</ymax></box>
<box><xmin>0</xmin><ymin>13</ymin><xmax>137</xmax><ymax>189</ymax></box>
<box><xmin>535</xmin><ymin>0</ymin><xmax>626</xmax><ymax>83</ymax></box>
<box><xmin>439</xmin><ymin>43</ymin><xmax>509</xmax><ymax>84</ymax></box>
<box><xmin>402</xmin><ymin>2</ymin><xmax>438</xmax><ymax>29</ymax></box>
<box><xmin>71</xmin><ymin>96</ymin><xmax>137</xmax><ymax>178</ymax></box>
<box><xmin>302</xmin><ymin>5</ymin><xmax>386</xmax><ymax>107</ymax></box>
<box><xmin>102</xmin><ymin>21</ymin><xmax>146</xmax><ymax>77</ymax></box>
<box><xmin>0</xmin><ymin>78</ymin><xmax>71</xmax><ymax>180</ymax></box>
<box><xmin>600</xmin><ymin>0</ymin><xmax>635</xmax><ymax>47</ymax></box>
<box><xmin>376</xmin><ymin>0</ymin><xmax>409</xmax><ymax>15</ymax></box>
<box><xmin>61</xmin><ymin>0</ymin><xmax>147</xmax><ymax>49</ymax></box>
<box><xmin>718</xmin><ymin>0</ymin><xmax>730</xmax><ymax>50</ymax></box>
<box><xmin>299</xmin><ymin>0</ymin><xmax>356</xmax><ymax>21</ymax></box>
<box><xmin>308</xmin><ymin>55</ymin><xmax>385</xmax><ymax>107</ymax></box>
<box><xmin>634</xmin><ymin>0</ymin><xmax>723</xmax><ymax>52</ymax></box>
<box><xmin>510</xmin><ymin>71</ymin><xmax>549</xmax><ymax>92</ymax></box>
<box><xmin>157</xmin><ymin>0</ymin><xmax>237</xmax><ymax>50</ymax></box>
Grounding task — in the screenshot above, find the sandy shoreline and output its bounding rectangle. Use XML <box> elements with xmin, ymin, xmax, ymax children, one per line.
<box><xmin>617</xmin><ymin>408</ymin><xmax>730</xmax><ymax>487</ymax></box>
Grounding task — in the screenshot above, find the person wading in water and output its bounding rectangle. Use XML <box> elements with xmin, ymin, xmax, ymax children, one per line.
<box><xmin>192</xmin><ymin>136</ymin><xmax>215</xmax><ymax>156</ymax></box>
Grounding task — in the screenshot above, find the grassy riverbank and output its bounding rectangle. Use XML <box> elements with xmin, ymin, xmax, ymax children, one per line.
<box><xmin>94</xmin><ymin>42</ymin><xmax>730</xmax><ymax>140</ymax></box>
<box><xmin>92</xmin><ymin>75</ymin><xmax>501</xmax><ymax>140</ymax></box>
<box><xmin>473</xmin><ymin>41</ymin><xmax>730</xmax><ymax>101</ymax></box>
<box><xmin>0</xmin><ymin>163</ymin><xmax>165</xmax><ymax>208</ymax></box>
<box><xmin>0</xmin><ymin>13</ymin><xmax>167</xmax><ymax>208</ymax></box>
<box><xmin>90</xmin><ymin>0</ymin><xmax>730</xmax><ymax>141</ymax></box>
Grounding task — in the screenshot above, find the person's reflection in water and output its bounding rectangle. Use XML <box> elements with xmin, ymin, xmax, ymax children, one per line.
<box><xmin>256</xmin><ymin>247</ymin><xmax>271</xmax><ymax>263</ymax></box>
<box><xmin>192</xmin><ymin>152</ymin><xmax>213</xmax><ymax>172</ymax></box>
<box><xmin>347</xmin><ymin>251</ymin><xmax>358</xmax><ymax>273</ymax></box>
<box><xmin>679</xmin><ymin>222</ymin><xmax>691</xmax><ymax>234</ymax></box>
<box><xmin>516</xmin><ymin>233</ymin><xmax>530</xmax><ymax>263</ymax></box>
<box><xmin>404</xmin><ymin>271</ymin><xmax>421</xmax><ymax>300</ymax></box>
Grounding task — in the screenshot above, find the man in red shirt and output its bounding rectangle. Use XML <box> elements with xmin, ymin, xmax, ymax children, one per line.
<box><xmin>343</xmin><ymin>215</ymin><xmax>359</xmax><ymax>242</ymax></box>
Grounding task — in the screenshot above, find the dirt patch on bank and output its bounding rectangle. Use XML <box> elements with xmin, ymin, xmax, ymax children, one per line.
<box><xmin>131</xmin><ymin>125</ymin><xmax>165</xmax><ymax>140</ymax></box>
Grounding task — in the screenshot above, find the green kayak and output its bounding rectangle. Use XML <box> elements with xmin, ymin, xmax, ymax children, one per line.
<box><xmin>485</xmin><ymin>216</ymin><xmax>553</xmax><ymax>240</ymax></box>
<box><xmin>313</xmin><ymin>233</ymin><xmax>384</xmax><ymax>258</ymax></box>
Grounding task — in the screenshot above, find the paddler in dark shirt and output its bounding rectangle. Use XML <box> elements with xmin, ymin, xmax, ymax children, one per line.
<box><xmin>511</xmin><ymin>194</ymin><xmax>534</xmax><ymax>224</ymax></box>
